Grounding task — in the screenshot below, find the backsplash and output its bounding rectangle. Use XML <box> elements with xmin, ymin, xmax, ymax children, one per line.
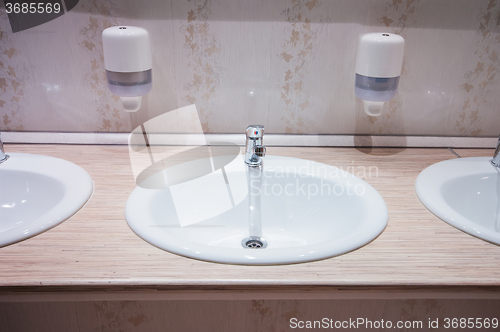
<box><xmin>0</xmin><ymin>0</ymin><xmax>499</xmax><ymax>136</ymax></box>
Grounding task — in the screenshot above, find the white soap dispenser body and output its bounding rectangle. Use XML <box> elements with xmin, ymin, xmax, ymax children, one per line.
<box><xmin>102</xmin><ymin>26</ymin><xmax>152</xmax><ymax>112</ymax></box>
<box><xmin>355</xmin><ymin>33</ymin><xmax>404</xmax><ymax>116</ymax></box>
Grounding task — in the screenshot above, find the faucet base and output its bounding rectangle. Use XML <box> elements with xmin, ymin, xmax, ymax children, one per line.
<box><xmin>490</xmin><ymin>159</ymin><xmax>500</xmax><ymax>168</ymax></box>
<box><xmin>0</xmin><ymin>154</ymin><xmax>9</xmax><ymax>165</ymax></box>
<box><xmin>245</xmin><ymin>159</ymin><xmax>263</xmax><ymax>167</ymax></box>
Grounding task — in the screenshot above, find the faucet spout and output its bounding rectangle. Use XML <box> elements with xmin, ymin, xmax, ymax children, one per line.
<box><xmin>0</xmin><ymin>132</ymin><xmax>9</xmax><ymax>164</ymax></box>
<box><xmin>244</xmin><ymin>125</ymin><xmax>266</xmax><ymax>166</ymax></box>
<box><xmin>491</xmin><ymin>136</ymin><xmax>500</xmax><ymax>168</ymax></box>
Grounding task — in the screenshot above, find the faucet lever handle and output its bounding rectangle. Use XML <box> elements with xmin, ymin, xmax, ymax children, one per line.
<box><xmin>246</xmin><ymin>125</ymin><xmax>264</xmax><ymax>139</ymax></box>
<box><xmin>254</xmin><ymin>146</ymin><xmax>266</xmax><ymax>157</ymax></box>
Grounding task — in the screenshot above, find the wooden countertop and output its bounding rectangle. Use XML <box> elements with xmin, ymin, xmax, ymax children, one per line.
<box><xmin>1</xmin><ymin>144</ymin><xmax>499</xmax><ymax>290</ymax></box>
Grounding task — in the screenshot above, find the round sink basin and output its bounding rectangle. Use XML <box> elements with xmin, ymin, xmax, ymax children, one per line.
<box><xmin>0</xmin><ymin>153</ymin><xmax>93</xmax><ymax>247</ymax></box>
<box><xmin>126</xmin><ymin>155</ymin><xmax>388</xmax><ymax>265</ymax></box>
<box><xmin>415</xmin><ymin>157</ymin><xmax>500</xmax><ymax>245</ymax></box>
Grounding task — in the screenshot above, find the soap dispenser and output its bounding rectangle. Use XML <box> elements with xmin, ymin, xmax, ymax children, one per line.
<box><xmin>355</xmin><ymin>33</ymin><xmax>405</xmax><ymax>116</ymax></box>
<box><xmin>102</xmin><ymin>26</ymin><xmax>152</xmax><ymax>112</ymax></box>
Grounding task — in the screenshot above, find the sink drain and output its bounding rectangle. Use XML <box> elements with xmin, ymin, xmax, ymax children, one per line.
<box><xmin>241</xmin><ymin>236</ymin><xmax>268</xmax><ymax>249</ymax></box>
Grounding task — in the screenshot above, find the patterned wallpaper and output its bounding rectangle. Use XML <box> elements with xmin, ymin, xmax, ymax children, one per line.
<box><xmin>277</xmin><ymin>0</ymin><xmax>323</xmax><ymax>134</ymax></box>
<box><xmin>0</xmin><ymin>0</ymin><xmax>499</xmax><ymax>136</ymax></box>
<box><xmin>0</xmin><ymin>9</ymin><xmax>28</xmax><ymax>131</ymax></box>
<box><xmin>2</xmin><ymin>299</ymin><xmax>500</xmax><ymax>331</ymax></box>
<box><xmin>179</xmin><ymin>0</ymin><xmax>223</xmax><ymax>132</ymax></box>
<box><xmin>78</xmin><ymin>0</ymin><xmax>128</xmax><ymax>132</ymax></box>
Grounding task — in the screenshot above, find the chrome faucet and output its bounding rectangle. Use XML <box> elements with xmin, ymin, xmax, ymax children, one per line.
<box><xmin>0</xmin><ymin>133</ymin><xmax>9</xmax><ymax>164</ymax></box>
<box><xmin>244</xmin><ymin>125</ymin><xmax>266</xmax><ymax>166</ymax></box>
<box><xmin>491</xmin><ymin>135</ymin><xmax>500</xmax><ymax>168</ymax></box>
<box><xmin>243</xmin><ymin>125</ymin><xmax>267</xmax><ymax>249</ymax></box>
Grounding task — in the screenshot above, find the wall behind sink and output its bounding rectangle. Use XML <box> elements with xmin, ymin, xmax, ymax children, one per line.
<box><xmin>0</xmin><ymin>0</ymin><xmax>499</xmax><ymax>136</ymax></box>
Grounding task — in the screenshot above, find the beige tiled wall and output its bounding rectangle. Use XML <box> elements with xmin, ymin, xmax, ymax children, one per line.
<box><xmin>0</xmin><ymin>0</ymin><xmax>499</xmax><ymax>136</ymax></box>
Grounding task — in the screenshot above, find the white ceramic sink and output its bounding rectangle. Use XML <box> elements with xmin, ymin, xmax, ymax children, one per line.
<box><xmin>125</xmin><ymin>155</ymin><xmax>388</xmax><ymax>265</ymax></box>
<box><xmin>416</xmin><ymin>157</ymin><xmax>500</xmax><ymax>245</ymax></box>
<box><xmin>0</xmin><ymin>153</ymin><xmax>93</xmax><ymax>247</ymax></box>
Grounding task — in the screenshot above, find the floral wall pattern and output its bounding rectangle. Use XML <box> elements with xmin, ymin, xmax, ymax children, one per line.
<box><xmin>0</xmin><ymin>0</ymin><xmax>498</xmax><ymax>136</ymax></box>
<box><xmin>359</xmin><ymin>0</ymin><xmax>423</xmax><ymax>135</ymax></box>
<box><xmin>380</xmin><ymin>0</ymin><xmax>422</xmax><ymax>34</ymax></box>
<box><xmin>277</xmin><ymin>0</ymin><xmax>323</xmax><ymax>134</ymax></box>
<box><xmin>1</xmin><ymin>299</ymin><xmax>499</xmax><ymax>331</ymax></box>
<box><xmin>180</xmin><ymin>0</ymin><xmax>223</xmax><ymax>132</ymax></box>
<box><xmin>0</xmin><ymin>11</ymin><xmax>28</xmax><ymax>131</ymax></box>
<box><xmin>457</xmin><ymin>0</ymin><xmax>500</xmax><ymax>136</ymax></box>
<box><xmin>78</xmin><ymin>0</ymin><xmax>129</xmax><ymax>132</ymax></box>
